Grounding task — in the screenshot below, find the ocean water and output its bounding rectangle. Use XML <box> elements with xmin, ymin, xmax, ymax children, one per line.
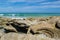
<box><xmin>0</xmin><ymin>13</ymin><xmax>60</xmax><ymax>18</ymax></box>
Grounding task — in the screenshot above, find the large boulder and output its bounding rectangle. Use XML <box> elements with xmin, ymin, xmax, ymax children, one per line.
<box><xmin>27</xmin><ymin>21</ymin><xmax>60</xmax><ymax>38</ymax></box>
<box><xmin>27</xmin><ymin>21</ymin><xmax>54</xmax><ymax>33</ymax></box>
<box><xmin>2</xmin><ymin>21</ymin><xmax>29</xmax><ymax>33</ymax></box>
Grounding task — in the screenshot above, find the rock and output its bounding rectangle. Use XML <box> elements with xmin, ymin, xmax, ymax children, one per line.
<box><xmin>0</xmin><ymin>29</ymin><xmax>5</xmax><ymax>38</ymax></box>
<box><xmin>2</xmin><ymin>21</ymin><xmax>29</xmax><ymax>33</ymax></box>
<box><xmin>9</xmin><ymin>22</ymin><xmax>29</xmax><ymax>33</ymax></box>
<box><xmin>10</xmin><ymin>19</ymin><xmax>32</xmax><ymax>25</ymax></box>
<box><xmin>0</xmin><ymin>33</ymin><xmax>36</xmax><ymax>40</ymax></box>
<box><xmin>26</xmin><ymin>17</ymin><xmax>36</xmax><ymax>21</ymax></box>
<box><xmin>0</xmin><ymin>33</ymin><xmax>57</xmax><ymax>40</ymax></box>
<box><xmin>2</xmin><ymin>23</ymin><xmax>17</xmax><ymax>33</ymax></box>
<box><xmin>0</xmin><ymin>33</ymin><xmax>26</xmax><ymax>40</ymax></box>
<box><xmin>48</xmin><ymin>16</ymin><xmax>60</xmax><ymax>24</ymax></box>
<box><xmin>37</xmin><ymin>17</ymin><xmax>48</xmax><ymax>21</ymax></box>
<box><xmin>35</xmin><ymin>34</ymin><xmax>57</xmax><ymax>40</ymax></box>
<box><xmin>27</xmin><ymin>21</ymin><xmax>60</xmax><ymax>38</ymax></box>
<box><xmin>0</xmin><ymin>26</ymin><xmax>5</xmax><ymax>38</ymax></box>
<box><xmin>0</xmin><ymin>16</ymin><xmax>60</xmax><ymax>40</ymax></box>
<box><xmin>55</xmin><ymin>20</ymin><xmax>60</xmax><ymax>29</ymax></box>
<box><xmin>27</xmin><ymin>21</ymin><xmax>54</xmax><ymax>34</ymax></box>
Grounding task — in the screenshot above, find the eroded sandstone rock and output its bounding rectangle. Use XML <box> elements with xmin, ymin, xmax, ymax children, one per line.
<box><xmin>0</xmin><ymin>16</ymin><xmax>60</xmax><ymax>40</ymax></box>
<box><xmin>27</xmin><ymin>21</ymin><xmax>60</xmax><ymax>39</ymax></box>
<box><xmin>48</xmin><ymin>16</ymin><xmax>60</xmax><ymax>24</ymax></box>
<box><xmin>0</xmin><ymin>33</ymin><xmax>58</xmax><ymax>40</ymax></box>
<box><xmin>1</xmin><ymin>33</ymin><xmax>26</xmax><ymax>40</ymax></box>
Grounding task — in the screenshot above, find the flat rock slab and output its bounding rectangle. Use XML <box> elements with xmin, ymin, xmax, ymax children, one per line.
<box><xmin>0</xmin><ymin>33</ymin><xmax>58</xmax><ymax>40</ymax></box>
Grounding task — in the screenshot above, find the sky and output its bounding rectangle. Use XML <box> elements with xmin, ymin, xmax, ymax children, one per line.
<box><xmin>0</xmin><ymin>0</ymin><xmax>60</xmax><ymax>13</ymax></box>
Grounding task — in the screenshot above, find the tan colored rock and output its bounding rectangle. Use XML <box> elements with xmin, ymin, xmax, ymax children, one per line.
<box><xmin>0</xmin><ymin>33</ymin><xmax>36</xmax><ymax>40</ymax></box>
<box><xmin>2</xmin><ymin>21</ymin><xmax>30</xmax><ymax>33</ymax></box>
<box><xmin>0</xmin><ymin>16</ymin><xmax>60</xmax><ymax>40</ymax></box>
<box><xmin>0</xmin><ymin>33</ymin><xmax>57</xmax><ymax>40</ymax></box>
<box><xmin>0</xmin><ymin>29</ymin><xmax>5</xmax><ymax>38</ymax></box>
<box><xmin>1</xmin><ymin>33</ymin><xmax>26</xmax><ymax>40</ymax></box>
<box><xmin>27</xmin><ymin>21</ymin><xmax>54</xmax><ymax>33</ymax></box>
<box><xmin>0</xmin><ymin>17</ymin><xmax>12</xmax><ymax>27</ymax></box>
<box><xmin>10</xmin><ymin>19</ymin><xmax>32</xmax><ymax>26</ymax></box>
<box><xmin>48</xmin><ymin>16</ymin><xmax>60</xmax><ymax>24</ymax></box>
<box><xmin>3</xmin><ymin>24</ymin><xmax>17</xmax><ymax>32</ymax></box>
<box><xmin>27</xmin><ymin>21</ymin><xmax>60</xmax><ymax>38</ymax></box>
<box><xmin>26</xmin><ymin>17</ymin><xmax>36</xmax><ymax>21</ymax></box>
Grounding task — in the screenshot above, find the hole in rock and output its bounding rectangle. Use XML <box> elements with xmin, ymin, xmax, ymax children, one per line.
<box><xmin>6</xmin><ymin>23</ymin><xmax>10</xmax><ymax>26</ymax></box>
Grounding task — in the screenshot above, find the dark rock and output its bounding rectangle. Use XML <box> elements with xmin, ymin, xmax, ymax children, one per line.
<box><xmin>4</xmin><ymin>21</ymin><xmax>30</xmax><ymax>33</ymax></box>
<box><xmin>55</xmin><ymin>21</ymin><xmax>60</xmax><ymax>29</ymax></box>
<box><xmin>10</xmin><ymin>22</ymin><xmax>29</xmax><ymax>33</ymax></box>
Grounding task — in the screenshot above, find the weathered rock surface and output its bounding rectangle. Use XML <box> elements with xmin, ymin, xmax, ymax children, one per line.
<box><xmin>47</xmin><ymin>16</ymin><xmax>60</xmax><ymax>24</ymax></box>
<box><xmin>0</xmin><ymin>33</ymin><xmax>57</xmax><ymax>40</ymax></box>
<box><xmin>0</xmin><ymin>28</ymin><xmax>5</xmax><ymax>38</ymax></box>
<box><xmin>1</xmin><ymin>33</ymin><xmax>26</xmax><ymax>40</ymax></box>
<box><xmin>0</xmin><ymin>16</ymin><xmax>60</xmax><ymax>40</ymax></box>
<box><xmin>0</xmin><ymin>26</ymin><xmax>6</xmax><ymax>38</ymax></box>
<box><xmin>27</xmin><ymin>21</ymin><xmax>54</xmax><ymax>33</ymax></box>
<box><xmin>27</xmin><ymin>21</ymin><xmax>60</xmax><ymax>39</ymax></box>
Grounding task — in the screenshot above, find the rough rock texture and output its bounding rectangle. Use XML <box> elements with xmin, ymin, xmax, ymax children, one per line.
<box><xmin>47</xmin><ymin>16</ymin><xmax>60</xmax><ymax>24</ymax></box>
<box><xmin>1</xmin><ymin>33</ymin><xmax>26</xmax><ymax>40</ymax></box>
<box><xmin>0</xmin><ymin>28</ymin><xmax>5</xmax><ymax>38</ymax></box>
<box><xmin>27</xmin><ymin>21</ymin><xmax>60</xmax><ymax>38</ymax></box>
<box><xmin>0</xmin><ymin>16</ymin><xmax>60</xmax><ymax>40</ymax></box>
<box><xmin>0</xmin><ymin>33</ymin><xmax>57</xmax><ymax>40</ymax></box>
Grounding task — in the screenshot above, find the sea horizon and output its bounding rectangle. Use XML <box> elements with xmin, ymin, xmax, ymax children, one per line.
<box><xmin>0</xmin><ymin>13</ymin><xmax>60</xmax><ymax>17</ymax></box>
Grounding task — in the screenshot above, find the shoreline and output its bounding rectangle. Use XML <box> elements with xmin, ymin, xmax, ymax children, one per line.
<box><xmin>0</xmin><ymin>16</ymin><xmax>52</xmax><ymax>18</ymax></box>
<box><xmin>0</xmin><ymin>13</ymin><xmax>60</xmax><ymax>18</ymax></box>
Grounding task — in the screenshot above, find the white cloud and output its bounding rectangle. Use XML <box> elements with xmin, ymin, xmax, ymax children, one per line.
<box><xmin>37</xmin><ymin>1</ymin><xmax>60</xmax><ymax>8</ymax></box>
<box><xmin>41</xmin><ymin>5</ymin><xmax>60</xmax><ymax>8</ymax></box>
<box><xmin>26</xmin><ymin>0</ymin><xmax>45</xmax><ymax>2</ymax></box>
<box><xmin>21</xmin><ymin>5</ymin><xmax>60</xmax><ymax>10</ymax></box>
<box><xmin>8</xmin><ymin>0</ymin><xmax>25</xmax><ymax>2</ymax></box>
<box><xmin>0</xmin><ymin>5</ymin><xmax>60</xmax><ymax>13</ymax></box>
<box><xmin>8</xmin><ymin>0</ymin><xmax>45</xmax><ymax>2</ymax></box>
<box><xmin>41</xmin><ymin>1</ymin><xmax>60</xmax><ymax>5</ymax></box>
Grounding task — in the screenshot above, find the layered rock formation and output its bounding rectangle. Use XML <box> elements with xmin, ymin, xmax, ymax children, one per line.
<box><xmin>0</xmin><ymin>16</ymin><xmax>60</xmax><ymax>40</ymax></box>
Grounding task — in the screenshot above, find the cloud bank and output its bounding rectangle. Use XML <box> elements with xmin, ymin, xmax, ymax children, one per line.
<box><xmin>0</xmin><ymin>0</ymin><xmax>60</xmax><ymax>13</ymax></box>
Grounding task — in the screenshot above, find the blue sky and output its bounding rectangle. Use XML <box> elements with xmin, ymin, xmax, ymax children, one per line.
<box><xmin>0</xmin><ymin>0</ymin><xmax>60</xmax><ymax>13</ymax></box>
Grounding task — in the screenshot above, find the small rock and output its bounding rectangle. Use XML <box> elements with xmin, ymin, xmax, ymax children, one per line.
<box><xmin>55</xmin><ymin>20</ymin><xmax>60</xmax><ymax>29</ymax></box>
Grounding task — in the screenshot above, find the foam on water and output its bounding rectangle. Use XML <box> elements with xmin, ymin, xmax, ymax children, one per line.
<box><xmin>0</xmin><ymin>13</ymin><xmax>60</xmax><ymax>17</ymax></box>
